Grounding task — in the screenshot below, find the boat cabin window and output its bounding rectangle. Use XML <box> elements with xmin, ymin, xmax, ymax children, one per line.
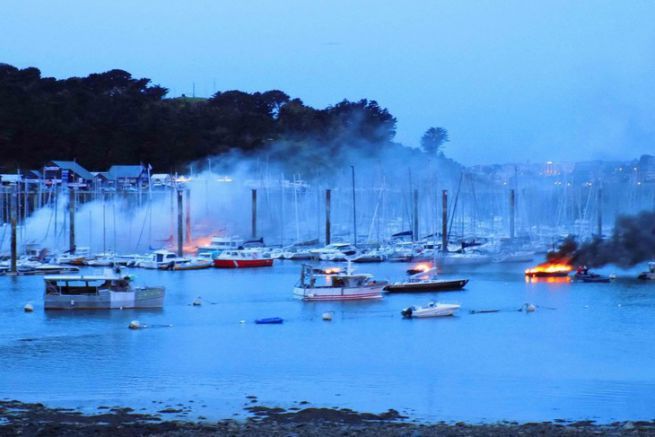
<box><xmin>46</xmin><ymin>279</ymin><xmax>107</xmax><ymax>295</ymax></box>
<box><xmin>331</xmin><ymin>275</ymin><xmax>367</xmax><ymax>288</ymax></box>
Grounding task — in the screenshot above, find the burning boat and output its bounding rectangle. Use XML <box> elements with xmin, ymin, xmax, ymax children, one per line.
<box><xmin>524</xmin><ymin>259</ymin><xmax>573</xmax><ymax>278</ymax></box>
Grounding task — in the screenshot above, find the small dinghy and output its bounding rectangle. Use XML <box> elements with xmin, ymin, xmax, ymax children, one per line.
<box><xmin>401</xmin><ymin>302</ymin><xmax>460</xmax><ymax>318</ymax></box>
<box><xmin>255</xmin><ymin>317</ymin><xmax>284</xmax><ymax>324</ymax></box>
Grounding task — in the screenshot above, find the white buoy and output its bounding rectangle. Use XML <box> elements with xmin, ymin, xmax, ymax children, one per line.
<box><xmin>192</xmin><ymin>297</ymin><xmax>202</xmax><ymax>306</ymax></box>
<box><xmin>128</xmin><ymin>320</ymin><xmax>142</xmax><ymax>330</ymax></box>
<box><xmin>240</xmin><ymin>320</ymin><xmax>246</xmax><ymax>324</ymax></box>
<box><xmin>525</xmin><ymin>303</ymin><xmax>537</xmax><ymax>313</ymax></box>
<box><xmin>322</xmin><ymin>312</ymin><xmax>333</xmax><ymax>321</ymax></box>
<box><xmin>23</xmin><ymin>303</ymin><xmax>34</xmax><ymax>313</ymax></box>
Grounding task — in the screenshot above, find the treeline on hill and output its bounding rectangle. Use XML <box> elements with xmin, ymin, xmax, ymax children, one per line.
<box><xmin>0</xmin><ymin>64</ymin><xmax>399</xmax><ymax>174</ymax></box>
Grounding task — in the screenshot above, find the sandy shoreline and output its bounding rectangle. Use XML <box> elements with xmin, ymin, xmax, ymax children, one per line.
<box><xmin>1</xmin><ymin>400</ymin><xmax>655</xmax><ymax>436</ymax></box>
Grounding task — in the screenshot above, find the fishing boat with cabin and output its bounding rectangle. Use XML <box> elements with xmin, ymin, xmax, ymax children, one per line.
<box><xmin>44</xmin><ymin>267</ymin><xmax>165</xmax><ymax>310</ymax></box>
<box><xmin>293</xmin><ymin>264</ymin><xmax>387</xmax><ymax>301</ymax></box>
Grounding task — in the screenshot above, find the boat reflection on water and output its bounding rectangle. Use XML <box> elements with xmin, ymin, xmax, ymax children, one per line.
<box><xmin>525</xmin><ymin>275</ymin><xmax>571</xmax><ymax>284</ymax></box>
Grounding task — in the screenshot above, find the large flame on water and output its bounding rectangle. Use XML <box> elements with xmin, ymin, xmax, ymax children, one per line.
<box><xmin>524</xmin><ymin>259</ymin><xmax>573</xmax><ymax>277</ymax></box>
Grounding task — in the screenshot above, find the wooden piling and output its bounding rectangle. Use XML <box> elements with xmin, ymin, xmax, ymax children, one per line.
<box><xmin>325</xmin><ymin>189</ymin><xmax>331</xmax><ymax>245</ymax></box>
<box><xmin>351</xmin><ymin>166</ymin><xmax>357</xmax><ymax>246</ymax></box>
<box><xmin>10</xmin><ymin>188</ymin><xmax>17</xmax><ymax>273</ymax></box>
<box><xmin>597</xmin><ymin>187</ymin><xmax>602</xmax><ymax>237</ymax></box>
<box><xmin>251</xmin><ymin>189</ymin><xmax>257</xmax><ymax>239</ymax></box>
<box><xmin>69</xmin><ymin>188</ymin><xmax>76</xmax><ymax>253</ymax></box>
<box><xmin>413</xmin><ymin>189</ymin><xmax>418</xmax><ymax>242</ymax></box>
<box><xmin>185</xmin><ymin>189</ymin><xmax>191</xmax><ymax>243</ymax></box>
<box><xmin>509</xmin><ymin>189</ymin><xmax>515</xmax><ymax>240</ymax></box>
<box><xmin>441</xmin><ymin>190</ymin><xmax>448</xmax><ymax>253</ymax></box>
<box><xmin>177</xmin><ymin>189</ymin><xmax>184</xmax><ymax>257</ymax></box>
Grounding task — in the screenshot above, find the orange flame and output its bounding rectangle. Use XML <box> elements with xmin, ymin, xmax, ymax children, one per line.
<box><xmin>412</xmin><ymin>262</ymin><xmax>432</xmax><ymax>273</ymax></box>
<box><xmin>182</xmin><ymin>235</ymin><xmax>214</xmax><ymax>254</ymax></box>
<box><xmin>525</xmin><ymin>259</ymin><xmax>572</xmax><ymax>277</ymax></box>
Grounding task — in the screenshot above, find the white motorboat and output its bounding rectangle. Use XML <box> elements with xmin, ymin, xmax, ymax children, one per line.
<box><xmin>493</xmin><ymin>251</ymin><xmax>535</xmax><ymax>263</ymax></box>
<box><xmin>282</xmin><ymin>247</ymin><xmax>314</xmax><ymax>260</ymax></box>
<box><xmin>351</xmin><ymin>249</ymin><xmax>385</xmax><ymax>263</ymax></box>
<box><xmin>197</xmin><ymin>236</ymin><xmax>244</xmax><ymax>258</ymax></box>
<box><xmin>136</xmin><ymin>250</ymin><xmax>190</xmax><ymax>270</ymax></box>
<box><xmin>435</xmin><ymin>251</ymin><xmax>491</xmax><ymax>266</ymax></box>
<box><xmin>86</xmin><ymin>253</ymin><xmax>118</xmax><ymax>267</ymax></box>
<box><xmin>401</xmin><ymin>302</ymin><xmax>461</xmax><ymax>318</ymax></box>
<box><xmin>293</xmin><ymin>264</ymin><xmax>387</xmax><ymax>301</ymax></box>
<box><xmin>310</xmin><ymin>243</ymin><xmax>357</xmax><ymax>261</ymax></box>
<box><xmin>171</xmin><ymin>257</ymin><xmax>212</xmax><ymax>270</ymax></box>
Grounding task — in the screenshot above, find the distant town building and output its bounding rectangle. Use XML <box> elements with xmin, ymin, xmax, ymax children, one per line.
<box><xmin>44</xmin><ymin>161</ymin><xmax>94</xmax><ymax>188</ymax></box>
<box><xmin>0</xmin><ymin>174</ymin><xmax>22</xmax><ymax>186</ymax></box>
<box><xmin>150</xmin><ymin>173</ymin><xmax>173</xmax><ymax>188</ymax></box>
<box><xmin>106</xmin><ymin>165</ymin><xmax>147</xmax><ymax>189</ymax></box>
<box><xmin>638</xmin><ymin>154</ymin><xmax>655</xmax><ymax>183</ymax></box>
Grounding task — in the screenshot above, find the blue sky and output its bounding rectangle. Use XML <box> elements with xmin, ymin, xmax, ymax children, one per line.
<box><xmin>2</xmin><ymin>0</ymin><xmax>654</xmax><ymax>164</ymax></box>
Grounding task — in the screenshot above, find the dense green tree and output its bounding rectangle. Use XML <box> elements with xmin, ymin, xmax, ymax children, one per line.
<box><xmin>0</xmin><ymin>64</ymin><xmax>398</xmax><ymax>175</ymax></box>
<box><xmin>421</xmin><ymin>127</ymin><xmax>449</xmax><ymax>155</ymax></box>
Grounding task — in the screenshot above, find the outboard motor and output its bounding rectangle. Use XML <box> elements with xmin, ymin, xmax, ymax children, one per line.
<box><xmin>401</xmin><ymin>307</ymin><xmax>413</xmax><ymax>318</ymax></box>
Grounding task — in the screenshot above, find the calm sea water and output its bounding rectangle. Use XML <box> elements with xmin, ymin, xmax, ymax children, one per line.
<box><xmin>1</xmin><ymin>261</ymin><xmax>654</xmax><ymax>423</ymax></box>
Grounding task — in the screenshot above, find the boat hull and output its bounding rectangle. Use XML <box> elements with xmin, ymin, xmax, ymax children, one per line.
<box><xmin>385</xmin><ymin>279</ymin><xmax>468</xmax><ymax>293</ymax></box>
<box><xmin>402</xmin><ymin>304</ymin><xmax>460</xmax><ymax>318</ymax></box>
<box><xmin>213</xmin><ymin>258</ymin><xmax>274</xmax><ymax>268</ymax></box>
<box><xmin>293</xmin><ymin>285</ymin><xmax>385</xmax><ymax>301</ymax></box>
<box><xmin>44</xmin><ymin>287</ymin><xmax>165</xmax><ymax>310</ymax></box>
<box><xmin>172</xmin><ymin>261</ymin><xmax>212</xmax><ymax>270</ymax></box>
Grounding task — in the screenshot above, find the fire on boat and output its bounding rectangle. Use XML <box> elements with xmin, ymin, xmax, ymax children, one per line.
<box><xmin>524</xmin><ymin>259</ymin><xmax>573</xmax><ymax>278</ymax></box>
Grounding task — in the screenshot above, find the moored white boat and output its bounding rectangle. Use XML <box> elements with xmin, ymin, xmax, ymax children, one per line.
<box><xmin>351</xmin><ymin>249</ymin><xmax>385</xmax><ymax>263</ymax></box>
<box><xmin>136</xmin><ymin>250</ymin><xmax>189</xmax><ymax>270</ymax></box>
<box><xmin>171</xmin><ymin>257</ymin><xmax>213</xmax><ymax>270</ymax></box>
<box><xmin>197</xmin><ymin>236</ymin><xmax>244</xmax><ymax>258</ymax></box>
<box><xmin>311</xmin><ymin>243</ymin><xmax>357</xmax><ymax>261</ymax></box>
<box><xmin>401</xmin><ymin>302</ymin><xmax>461</xmax><ymax>318</ymax></box>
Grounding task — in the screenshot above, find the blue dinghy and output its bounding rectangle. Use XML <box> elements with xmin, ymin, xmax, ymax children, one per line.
<box><xmin>255</xmin><ymin>317</ymin><xmax>284</xmax><ymax>324</ymax></box>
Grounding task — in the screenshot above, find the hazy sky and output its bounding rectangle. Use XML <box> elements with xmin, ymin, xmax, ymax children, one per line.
<box><xmin>2</xmin><ymin>1</ymin><xmax>654</xmax><ymax>164</ymax></box>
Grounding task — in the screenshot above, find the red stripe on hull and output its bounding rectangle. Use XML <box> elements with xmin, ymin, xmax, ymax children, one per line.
<box><xmin>213</xmin><ymin>259</ymin><xmax>274</xmax><ymax>268</ymax></box>
<box><xmin>300</xmin><ymin>292</ymin><xmax>383</xmax><ymax>301</ymax></box>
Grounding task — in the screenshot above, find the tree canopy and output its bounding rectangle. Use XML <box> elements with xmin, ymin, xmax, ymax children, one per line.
<box><xmin>421</xmin><ymin>127</ymin><xmax>449</xmax><ymax>155</ymax></box>
<box><xmin>0</xmin><ymin>64</ymin><xmax>398</xmax><ymax>174</ymax></box>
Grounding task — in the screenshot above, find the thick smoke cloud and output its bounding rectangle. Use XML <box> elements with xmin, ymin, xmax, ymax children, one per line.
<box><xmin>551</xmin><ymin>212</ymin><xmax>655</xmax><ymax>268</ymax></box>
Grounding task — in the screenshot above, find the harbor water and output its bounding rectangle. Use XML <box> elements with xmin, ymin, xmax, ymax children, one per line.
<box><xmin>1</xmin><ymin>261</ymin><xmax>654</xmax><ymax>423</ymax></box>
